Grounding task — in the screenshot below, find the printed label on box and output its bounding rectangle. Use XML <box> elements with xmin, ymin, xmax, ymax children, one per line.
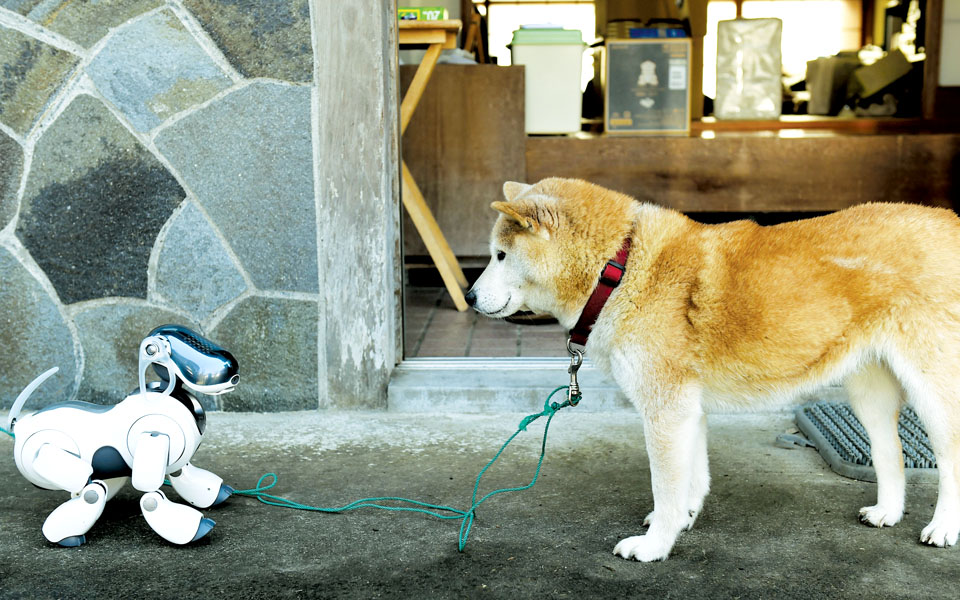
<box><xmin>399</xmin><ymin>7</ymin><xmax>447</xmax><ymax>20</ymax></box>
<box><xmin>668</xmin><ymin>61</ymin><xmax>687</xmax><ymax>90</ymax></box>
<box><xmin>605</xmin><ymin>39</ymin><xmax>691</xmax><ymax>134</ymax></box>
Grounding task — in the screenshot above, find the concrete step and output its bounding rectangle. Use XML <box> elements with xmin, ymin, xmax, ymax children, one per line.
<box><xmin>388</xmin><ymin>357</ymin><xmax>632</xmax><ymax>412</ymax></box>
<box><xmin>388</xmin><ymin>357</ymin><xmax>849</xmax><ymax>413</ymax></box>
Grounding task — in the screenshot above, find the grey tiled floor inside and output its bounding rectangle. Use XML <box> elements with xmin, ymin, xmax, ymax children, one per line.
<box><xmin>404</xmin><ymin>287</ymin><xmax>569</xmax><ymax>358</ymax></box>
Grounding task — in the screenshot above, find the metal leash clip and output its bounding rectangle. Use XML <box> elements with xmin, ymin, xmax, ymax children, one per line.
<box><xmin>566</xmin><ymin>338</ymin><xmax>584</xmax><ymax>406</ymax></box>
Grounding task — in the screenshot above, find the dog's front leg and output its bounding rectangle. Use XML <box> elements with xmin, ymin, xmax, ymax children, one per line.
<box><xmin>615</xmin><ymin>387</ymin><xmax>703</xmax><ymax>562</ymax></box>
<box><xmin>643</xmin><ymin>412</ymin><xmax>709</xmax><ymax>531</ymax></box>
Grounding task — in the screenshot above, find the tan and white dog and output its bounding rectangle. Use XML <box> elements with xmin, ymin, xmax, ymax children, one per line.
<box><xmin>465</xmin><ymin>177</ymin><xmax>960</xmax><ymax>562</ymax></box>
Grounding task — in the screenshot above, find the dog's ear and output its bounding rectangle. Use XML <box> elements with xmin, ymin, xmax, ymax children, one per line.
<box><xmin>491</xmin><ymin>201</ymin><xmax>532</xmax><ymax>228</ymax></box>
<box><xmin>490</xmin><ymin>200</ymin><xmax>557</xmax><ymax>239</ymax></box>
<box><xmin>502</xmin><ymin>181</ymin><xmax>532</xmax><ymax>202</ymax></box>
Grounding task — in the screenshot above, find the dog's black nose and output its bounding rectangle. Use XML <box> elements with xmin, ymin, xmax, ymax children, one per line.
<box><xmin>464</xmin><ymin>289</ymin><xmax>477</xmax><ymax>307</ymax></box>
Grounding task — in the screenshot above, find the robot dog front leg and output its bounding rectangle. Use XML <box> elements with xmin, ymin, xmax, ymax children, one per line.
<box><xmin>131</xmin><ymin>431</ymin><xmax>215</xmax><ymax>544</ymax></box>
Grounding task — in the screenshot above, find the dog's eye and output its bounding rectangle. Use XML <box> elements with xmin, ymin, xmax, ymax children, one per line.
<box><xmin>496</xmin><ymin>251</ymin><xmax>506</xmax><ymax>261</ymax></box>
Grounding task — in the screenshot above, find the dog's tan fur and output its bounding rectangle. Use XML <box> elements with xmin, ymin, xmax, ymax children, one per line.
<box><xmin>469</xmin><ymin>177</ymin><xmax>960</xmax><ymax>561</ymax></box>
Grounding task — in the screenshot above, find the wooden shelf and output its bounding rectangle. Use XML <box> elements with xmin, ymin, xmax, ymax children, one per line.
<box><xmin>401</xmin><ymin>66</ymin><xmax>960</xmax><ymax>249</ymax></box>
<box><xmin>693</xmin><ymin>116</ymin><xmax>960</xmax><ymax>135</ymax></box>
<box><xmin>526</xmin><ymin>133</ymin><xmax>960</xmax><ymax>213</ymax></box>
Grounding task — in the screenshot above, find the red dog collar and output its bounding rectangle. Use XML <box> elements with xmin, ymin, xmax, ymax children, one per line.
<box><xmin>568</xmin><ymin>238</ymin><xmax>632</xmax><ymax>348</ymax></box>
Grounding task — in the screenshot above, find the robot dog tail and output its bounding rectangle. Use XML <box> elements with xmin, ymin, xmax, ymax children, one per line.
<box><xmin>6</xmin><ymin>366</ymin><xmax>59</xmax><ymax>431</ymax></box>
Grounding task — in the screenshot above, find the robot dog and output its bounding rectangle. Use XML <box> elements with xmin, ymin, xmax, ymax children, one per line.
<box><xmin>6</xmin><ymin>325</ymin><xmax>238</xmax><ymax>546</ymax></box>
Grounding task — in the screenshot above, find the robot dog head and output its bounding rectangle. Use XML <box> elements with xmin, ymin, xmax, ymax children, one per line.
<box><xmin>140</xmin><ymin>325</ymin><xmax>239</xmax><ymax>397</ymax></box>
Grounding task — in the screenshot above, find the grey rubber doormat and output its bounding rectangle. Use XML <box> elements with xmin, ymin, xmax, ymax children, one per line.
<box><xmin>796</xmin><ymin>402</ymin><xmax>937</xmax><ymax>482</ymax></box>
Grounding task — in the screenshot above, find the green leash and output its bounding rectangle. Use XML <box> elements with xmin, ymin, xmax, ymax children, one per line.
<box><xmin>2</xmin><ymin>386</ymin><xmax>579</xmax><ymax>552</ymax></box>
<box><xmin>233</xmin><ymin>385</ymin><xmax>579</xmax><ymax>551</ymax></box>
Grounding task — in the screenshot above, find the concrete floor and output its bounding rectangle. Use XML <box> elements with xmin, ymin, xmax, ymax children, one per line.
<box><xmin>2</xmin><ymin>409</ymin><xmax>958</xmax><ymax>599</ymax></box>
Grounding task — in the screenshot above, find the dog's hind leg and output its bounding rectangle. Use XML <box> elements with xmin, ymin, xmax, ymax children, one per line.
<box><xmin>887</xmin><ymin>350</ymin><xmax>960</xmax><ymax>547</ymax></box>
<box><xmin>616</xmin><ymin>384</ymin><xmax>703</xmax><ymax>562</ymax></box>
<box><xmin>844</xmin><ymin>361</ymin><xmax>905</xmax><ymax>528</ymax></box>
<box><xmin>910</xmin><ymin>385</ymin><xmax>960</xmax><ymax>547</ymax></box>
<box><xmin>919</xmin><ymin>417</ymin><xmax>960</xmax><ymax>547</ymax></box>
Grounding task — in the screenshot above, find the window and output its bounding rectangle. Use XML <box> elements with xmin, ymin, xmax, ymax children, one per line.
<box><xmin>479</xmin><ymin>0</ymin><xmax>862</xmax><ymax>100</ymax></box>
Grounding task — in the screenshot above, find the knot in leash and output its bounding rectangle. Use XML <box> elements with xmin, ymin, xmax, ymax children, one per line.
<box><xmin>518</xmin><ymin>392</ymin><xmax>578</xmax><ymax>432</ymax></box>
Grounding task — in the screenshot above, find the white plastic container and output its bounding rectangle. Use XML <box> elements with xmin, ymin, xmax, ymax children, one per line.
<box><xmin>510</xmin><ymin>27</ymin><xmax>586</xmax><ymax>134</ymax></box>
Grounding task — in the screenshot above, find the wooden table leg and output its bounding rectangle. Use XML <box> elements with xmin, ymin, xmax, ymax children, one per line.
<box><xmin>401</xmin><ymin>161</ymin><xmax>469</xmax><ymax>311</ymax></box>
<box><xmin>398</xmin><ymin>38</ymin><xmax>468</xmax><ymax>311</ymax></box>
<box><xmin>400</xmin><ymin>42</ymin><xmax>443</xmax><ymax>135</ymax></box>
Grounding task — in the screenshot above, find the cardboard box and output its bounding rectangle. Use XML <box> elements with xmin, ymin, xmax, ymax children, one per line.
<box><xmin>596</xmin><ymin>0</ymin><xmax>707</xmax><ymax>38</ymax></box>
<box><xmin>605</xmin><ymin>38</ymin><xmax>691</xmax><ymax>135</ymax></box>
<box><xmin>853</xmin><ymin>49</ymin><xmax>912</xmax><ymax>98</ymax></box>
<box><xmin>806</xmin><ymin>56</ymin><xmax>860</xmax><ymax>115</ymax></box>
<box><xmin>596</xmin><ymin>0</ymin><xmax>706</xmax><ymax>119</ymax></box>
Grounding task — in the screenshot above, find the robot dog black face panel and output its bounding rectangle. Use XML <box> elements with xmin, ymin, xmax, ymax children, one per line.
<box><xmin>148</xmin><ymin>325</ymin><xmax>239</xmax><ymax>389</ymax></box>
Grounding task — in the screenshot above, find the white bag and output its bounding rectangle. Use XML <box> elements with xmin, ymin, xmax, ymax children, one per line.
<box><xmin>715</xmin><ymin>18</ymin><xmax>783</xmax><ymax>119</ymax></box>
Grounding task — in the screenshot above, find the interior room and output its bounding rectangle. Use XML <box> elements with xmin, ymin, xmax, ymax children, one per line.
<box><xmin>399</xmin><ymin>0</ymin><xmax>960</xmax><ymax>359</ymax></box>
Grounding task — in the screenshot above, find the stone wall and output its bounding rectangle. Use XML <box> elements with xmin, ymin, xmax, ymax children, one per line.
<box><xmin>0</xmin><ymin>1</ymin><xmax>401</xmax><ymax>411</ymax></box>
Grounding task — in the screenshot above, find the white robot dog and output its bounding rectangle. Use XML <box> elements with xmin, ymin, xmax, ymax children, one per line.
<box><xmin>6</xmin><ymin>325</ymin><xmax>239</xmax><ymax>546</ymax></box>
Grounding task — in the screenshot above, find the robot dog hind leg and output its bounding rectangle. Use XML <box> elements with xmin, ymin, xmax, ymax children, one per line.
<box><xmin>170</xmin><ymin>463</ymin><xmax>234</xmax><ymax>508</ymax></box>
<box><xmin>41</xmin><ymin>480</ymin><xmax>109</xmax><ymax>547</ymax></box>
<box><xmin>27</xmin><ymin>439</ymin><xmax>104</xmax><ymax>546</ymax></box>
<box><xmin>140</xmin><ymin>491</ymin><xmax>216</xmax><ymax>544</ymax></box>
<box><xmin>29</xmin><ymin>445</ymin><xmax>132</xmax><ymax>546</ymax></box>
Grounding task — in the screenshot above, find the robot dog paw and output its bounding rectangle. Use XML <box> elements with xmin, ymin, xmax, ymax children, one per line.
<box><xmin>192</xmin><ymin>518</ymin><xmax>216</xmax><ymax>542</ymax></box>
<box><xmin>55</xmin><ymin>535</ymin><xmax>86</xmax><ymax>547</ymax></box>
<box><xmin>213</xmin><ymin>484</ymin><xmax>234</xmax><ymax>506</ymax></box>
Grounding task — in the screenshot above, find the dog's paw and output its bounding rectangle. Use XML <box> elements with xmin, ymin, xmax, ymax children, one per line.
<box><xmin>613</xmin><ymin>535</ymin><xmax>672</xmax><ymax>562</ymax></box>
<box><xmin>644</xmin><ymin>509</ymin><xmax>699</xmax><ymax>531</ymax></box>
<box><xmin>858</xmin><ymin>504</ymin><xmax>903</xmax><ymax>528</ymax></box>
<box><xmin>920</xmin><ymin>517</ymin><xmax>960</xmax><ymax>547</ymax></box>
